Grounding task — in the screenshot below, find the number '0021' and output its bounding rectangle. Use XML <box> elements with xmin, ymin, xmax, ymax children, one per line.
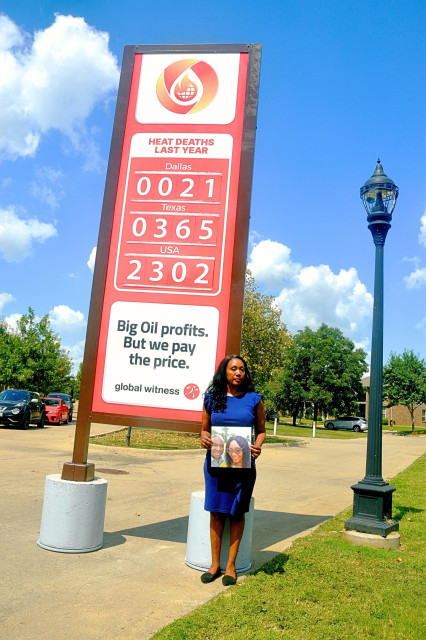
<box><xmin>136</xmin><ymin>176</ymin><xmax>215</xmax><ymax>198</ymax></box>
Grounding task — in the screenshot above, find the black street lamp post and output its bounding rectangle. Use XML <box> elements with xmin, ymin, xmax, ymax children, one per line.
<box><xmin>345</xmin><ymin>160</ymin><xmax>399</xmax><ymax>537</ymax></box>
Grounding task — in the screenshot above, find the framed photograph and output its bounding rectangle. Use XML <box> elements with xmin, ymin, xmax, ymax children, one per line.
<box><xmin>210</xmin><ymin>425</ymin><xmax>252</xmax><ymax>469</ymax></box>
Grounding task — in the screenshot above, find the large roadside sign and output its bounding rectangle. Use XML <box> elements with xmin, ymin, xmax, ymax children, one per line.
<box><xmin>63</xmin><ymin>44</ymin><xmax>261</xmax><ymax>480</ymax></box>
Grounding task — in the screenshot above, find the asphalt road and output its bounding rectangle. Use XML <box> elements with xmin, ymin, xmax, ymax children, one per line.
<box><xmin>1</xmin><ymin>419</ymin><xmax>424</xmax><ymax>640</ymax></box>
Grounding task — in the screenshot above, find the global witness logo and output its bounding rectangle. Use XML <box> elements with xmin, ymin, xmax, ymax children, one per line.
<box><xmin>156</xmin><ymin>59</ymin><xmax>218</xmax><ymax>114</ymax></box>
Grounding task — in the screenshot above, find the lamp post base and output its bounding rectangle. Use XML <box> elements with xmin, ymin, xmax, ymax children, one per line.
<box><xmin>345</xmin><ymin>481</ymin><xmax>399</xmax><ymax>537</ymax></box>
<box><xmin>343</xmin><ymin>529</ymin><xmax>400</xmax><ymax>550</ymax></box>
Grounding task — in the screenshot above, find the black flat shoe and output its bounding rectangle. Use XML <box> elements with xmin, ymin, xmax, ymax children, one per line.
<box><xmin>201</xmin><ymin>569</ymin><xmax>221</xmax><ymax>583</ymax></box>
<box><xmin>222</xmin><ymin>574</ymin><xmax>237</xmax><ymax>586</ymax></box>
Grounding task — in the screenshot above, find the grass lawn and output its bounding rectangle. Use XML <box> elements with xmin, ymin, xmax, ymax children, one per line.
<box><xmin>266</xmin><ymin>421</ymin><xmax>426</xmax><ymax>440</ymax></box>
<box><xmin>152</xmin><ymin>453</ymin><xmax>426</xmax><ymax>640</ymax></box>
<box><xmin>90</xmin><ymin>422</ymin><xmax>426</xmax><ymax>449</ymax></box>
<box><xmin>90</xmin><ymin>428</ymin><xmax>201</xmax><ymax>450</ymax></box>
<box><xmin>90</xmin><ymin>428</ymin><xmax>295</xmax><ymax>449</ymax></box>
<box><xmin>383</xmin><ymin>425</ymin><xmax>426</xmax><ymax>436</ymax></box>
<box><xmin>265</xmin><ymin>421</ymin><xmax>367</xmax><ymax>439</ymax></box>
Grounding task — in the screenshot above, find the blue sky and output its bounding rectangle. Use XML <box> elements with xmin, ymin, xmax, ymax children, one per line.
<box><xmin>0</xmin><ymin>0</ymin><xmax>425</xmax><ymax>374</ymax></box>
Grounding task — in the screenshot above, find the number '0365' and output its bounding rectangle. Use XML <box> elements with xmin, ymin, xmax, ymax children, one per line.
<box><xmin>131</xmin><ymin>217</ymin><xmax>214</xmax><ymax>241</ymax></box>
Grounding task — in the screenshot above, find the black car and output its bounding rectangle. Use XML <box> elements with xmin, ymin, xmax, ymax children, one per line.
<box><xmin>0</xmin><ymin>389</ymin><xmax>45</xmax><ymax>429</ymax></box>
<box><xmin>46</xmin><ymin>393</ymin><xmax>74</xmax><ymax>422</ymax></box>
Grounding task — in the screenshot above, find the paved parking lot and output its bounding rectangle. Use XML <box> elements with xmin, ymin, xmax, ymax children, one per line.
<box><xmin>1</xmin><ymin>419</ymin><xmax>424</xmax><ymax>640</ymax></box>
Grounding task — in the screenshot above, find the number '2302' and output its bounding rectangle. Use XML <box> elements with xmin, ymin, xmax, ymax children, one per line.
<box><xmin>126</xmin><ymin>258</ymin><xmax>213</xmax><ymax>287</ymax></box>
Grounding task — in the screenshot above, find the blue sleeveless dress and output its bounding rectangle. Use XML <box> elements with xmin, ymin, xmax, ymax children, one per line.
<box><xmin>203</xmin><ymin>391</ymin><xmax>262</xmax><ymax>518</ymax></box>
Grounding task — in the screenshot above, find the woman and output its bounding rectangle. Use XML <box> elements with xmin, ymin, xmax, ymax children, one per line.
<box><xmin>222</xmin><ymin>435</ymin><xmax>251</xmax><ymax>469</ymax></box>
<box><xmin>200</xmin><ymin>355</ymin><xmax>266</xmax><ymax>586</ymax></box>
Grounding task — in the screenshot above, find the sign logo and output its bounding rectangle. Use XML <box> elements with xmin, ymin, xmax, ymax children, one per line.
<box><xmin>184</xmin><ymin>383</ymin><xmax>200</xmax><ymax>400</ymax></box>
<box><xmin>156</xmin><ymin>59</ymin><xmax>218</xmax><ymax>114</ymax></box>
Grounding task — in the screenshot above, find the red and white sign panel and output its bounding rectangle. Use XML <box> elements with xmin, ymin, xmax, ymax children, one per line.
<box><xmin>89</xmin><ymin>45</ymin><xmax>260</xmax><ymax>428</ymax></box>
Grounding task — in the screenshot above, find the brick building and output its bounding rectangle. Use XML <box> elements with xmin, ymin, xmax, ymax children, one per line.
<box><xmin>360</xmin><ymin>376</ymin><xmax>426</xmax><ymax>427</ymax></box>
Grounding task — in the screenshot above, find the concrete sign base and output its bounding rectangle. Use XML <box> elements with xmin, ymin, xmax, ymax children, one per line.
<box><xmin>185</xmin><ymin>490</ymin><xmax>254</xmax><ymax>573</ymax></box>
<box><xmin>37</xmin><ymin>474</ymin><xmax>108</xmax><ymax>553</ymax></box>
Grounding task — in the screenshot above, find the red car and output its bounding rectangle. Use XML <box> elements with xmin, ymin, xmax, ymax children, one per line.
<box><xmin>42</xmin><ymin>397</ymin><xmax>69</xmax><ymax>424</ymax></box>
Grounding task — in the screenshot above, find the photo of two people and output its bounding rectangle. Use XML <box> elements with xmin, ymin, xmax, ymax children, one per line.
<box><xmin>210</xmin><ymin>426</ymin><xmax>252</xmax><ymax>469</ymax></box>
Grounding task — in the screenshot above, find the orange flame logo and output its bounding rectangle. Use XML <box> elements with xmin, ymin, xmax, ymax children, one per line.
<box><xmin>156</xmin><ymin>59</ymin><xmax>218</xmax><ymax>114</ymax></box>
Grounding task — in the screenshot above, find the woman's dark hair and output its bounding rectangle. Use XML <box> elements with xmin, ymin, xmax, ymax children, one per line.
<box><xmin>205</xmin><ymin>355</ymin><xmax>254</xmax><ymax>413</ymax></box>
<box><xmin>225</xmin><ymin>435</ymin><xmax>251</xmax><ymax>468</ymax></box>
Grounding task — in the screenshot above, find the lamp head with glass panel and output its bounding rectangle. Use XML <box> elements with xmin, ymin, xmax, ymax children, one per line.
<box><xmin>360</xmin><ymin>159</ymin><xmax>398</xmax><ymax>245</ymax></box>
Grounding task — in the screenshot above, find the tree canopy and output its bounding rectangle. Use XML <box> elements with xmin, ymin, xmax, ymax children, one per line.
<box><xmin>383</xmin><ymin>349</ymin><xmax>426</xmax><ymax>431</ymax></box>
<box><xmin>240</xmin><ymin>271</ymin><xmax>292</xmax><ymax>392</ymax></box>
<box><xmin>73</xmin><ymin>362</ymin><xmax>83</xmax><ymax>400</ymax></box>
<box><xmin>0</xmin><ymin>307</ymin><xmax>74</xmax><ymax>395</ymax></box>
<box><xmin>267</xmin><ymin>323</ymin><xmax>368</xmax><ymax>424</ymax></box>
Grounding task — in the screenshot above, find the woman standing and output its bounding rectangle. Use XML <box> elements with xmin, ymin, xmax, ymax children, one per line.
<box><xmin>200</xmin><ymin>355</ymin><xmax>266</xmax><ymax>586</ymax></box>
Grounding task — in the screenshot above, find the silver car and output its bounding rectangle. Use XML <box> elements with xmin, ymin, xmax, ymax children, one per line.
<box><xmin>324</xmin><ymin>416</ymin><xmax>368</xmax><ymax>432</ymax></box>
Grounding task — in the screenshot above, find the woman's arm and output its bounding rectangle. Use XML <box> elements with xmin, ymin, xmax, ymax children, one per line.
<box><xmin>250</xmin><ymin>399</ymin><xmax>266</xmax><ymax>459</ymax></box>
<box><xmin>200</xmin><ymin>406</ymin><xmax>213</xmax><ymax>449</ymax></box>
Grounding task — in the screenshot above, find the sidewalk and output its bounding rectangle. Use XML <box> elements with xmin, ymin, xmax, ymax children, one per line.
<box><xmin>1</xmin><ymin>420</ymin><xmax>424</xmax><ymax>640</ymax></box>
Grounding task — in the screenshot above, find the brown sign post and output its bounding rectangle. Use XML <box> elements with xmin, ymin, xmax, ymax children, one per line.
<box><xmin>62</xmin><ymin>44</ymin><xmax>261</xmax><ymax>482</ymax></box>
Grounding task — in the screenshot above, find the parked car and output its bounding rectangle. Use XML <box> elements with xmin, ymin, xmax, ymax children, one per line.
<box><xmin>42</xmin><ymin>397</ymin><xmax>69</xmax><ymax>425</ymax></box>
<box><xmin>0</xmin><ymin>389</ymin><xmax>45</xmax><ymax>429</ymax></box>
<box><xmin>324</xmin><ymin>416</ymin><xmax>368</xmax><ymax>432</ymax></box>
<box><xmin>46</xmin><ymin>393</ymin><xmax>74</xmax><ymax>422</ymax></box>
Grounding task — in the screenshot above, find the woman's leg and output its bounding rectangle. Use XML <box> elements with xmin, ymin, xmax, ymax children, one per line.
<box><xmin>208</xmin><ymin>512</ymin><xmax>226</xmax><ymax>573</ymax></box>
<box><xmin>224</xmin><ymin>515</ymin><xmax>245</xmax><ymax>578</ymax></box>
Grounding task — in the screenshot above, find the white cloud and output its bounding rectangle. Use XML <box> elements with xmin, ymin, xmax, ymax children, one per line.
<box><xmin>249</xmin><ymin>239</ymin><xmax>373</xmax><ymax>342</ymax></box>
<box><xmin>402</xmin><ymin>256</ymin><xmax>421</xmax><ymax>268</ymax></box>
<box><xmin>4</xmin><ymin>312</ymin><xmax>22</xmax><ymax>330</ymax></box>
<box><xmin>403</xmin><ymin>214</ymin><xmax>426</xmax><ymax>289</ymax></box>
<box><xmin>419</xmin><ymin>210</ymin><xmax>426</xmax><ymax>248</ymax></box>
<box><xmin>404</xmin><ymin>267</ymin><xmax>426</xmax><ymax>289</ymax></box>
<box><xmin>65</xmin><ymin>339</ymin><xmax>85</xmax><ymax>374</ymax></box>
<box><xmin>0</xmin><ymin>292</ymin><xmax>14</xmax><ymax>312</ymax></box>
<box><xmin>49</xmin><ymin>305</ymin><xmax>86</xmax><ymax>335</ymax></box>
<box><xmin>0</xmin><ymin>206</ymin><xmax>56</xmax><ymax>261</ymax></box>
<box><xmin>87</xmin><ymin>246</ymin><xmax>97</xmax><ymax>272</ymax></box>
<box><xmin>248</xmin><ymin>239</ymin><xmax>301</xmax><ymax>288</ymax></box>
<box><xmin>30</xmin><ymin>166</ymin><xmax>64</xmax><ymax>210</ymax></box>
<box><xmin>0</xmin><ymin>14</ymin><xmax>119</xmax><ymax>161</ymax></box>
<box><xmin>0</xmin><ymin>14</ymin><xmax>25</xmax><ymax>50</ymax></box>
<box><xmin>416</xmin><ymin>317</ymin><xmax>426</xmax><ymax>333</ymax></box>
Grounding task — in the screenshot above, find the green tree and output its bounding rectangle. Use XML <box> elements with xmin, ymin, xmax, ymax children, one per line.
<box><xmin>73</xmin><ymin>362</ymin><xmax>83</xmax><ymax>400</ymax></box>
<box><xmin>0</xmin><ymin>320</ymin><xmax>22</xmax><ymax>389</ymax></box>
<box><xmin>0</xmin><ymin>308</ymin><xmax>73</xmax><ymax>394</ymax></box>
<box><xmin>241</xmin><ymin>271</ymin><xmax>292</xmax><ymax>393</ymax></box>
<box><xmin>383</xmin><ymin>349</ymin><xmax>426</xmax><ymax>431</ymax></box>
<box><xmin>264</xmin><ymin>365</ymin><xmax>305</xmax><ymax>424</ymax></box>
<box><xmin>270</xmin><ymin>324</ymin><xmax>368</xmax><ymax>425</ymax></box>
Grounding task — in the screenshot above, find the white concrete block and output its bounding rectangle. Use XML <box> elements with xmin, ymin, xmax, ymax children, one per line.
<box><xmin>37</xmin><ymin>474</ymin><xmax>108</xmax><ymax>553</ymax></box>
<box><xmin>185</xmin><ymin>490</ymin><xmax>254</xmax><ymax>573</ymax></box>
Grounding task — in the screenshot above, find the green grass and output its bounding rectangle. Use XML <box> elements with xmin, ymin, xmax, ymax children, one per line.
<box><xmin>90</xmin><ymin>428</ymin><xmax>295</xmax><ymax>450</ymax></box>
<box><xmin>89</xmin><ymin>423</ymin><xmax>426</xmax><ymax>450</ymax></box>
<box><xmin>383</xmin><ymin>425</ymin><xmax>426</xmax><ymax>436</ymax></box>
<box><xmin>267</xmin><ymin>421</ymin><xmax>426</xmax><ymax>439</ymax></box>
<box><xmin>265</xmin><ymin>420</ymin><xmax>368</xmax><ymax>439</ymax></box>
<box><xmin>153</xmin><ymin>454</ymin><xmax>426</xmax><ymax>640</ymax></box>
<box><xmin>90</xmin><ymin>428</ymin><xmax>201</xmax><ymax>449</ymax></box>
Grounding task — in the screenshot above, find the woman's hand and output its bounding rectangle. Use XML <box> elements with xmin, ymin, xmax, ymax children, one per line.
<box><xmin>250</xmin><ymin>444</ymin><xmax>262</xmax><ymax>459</ymax></box>
<box><xmin>200</xmin><ymin>430</ymin><xmax>212</xmax><ymax>449</ymax></box>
